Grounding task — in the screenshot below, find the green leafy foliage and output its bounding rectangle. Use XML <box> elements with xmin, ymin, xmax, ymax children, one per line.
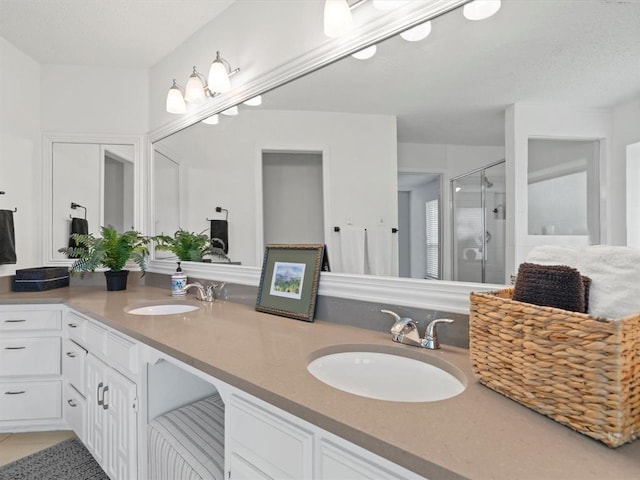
<box><xmin>59</xmin><ymin>225</ymin><xmax>151</xmax><ymax>275</ymax></box>
<box><xmin>154</xmin><ymin>229</ymin><xmax>230</xmax><ymax>263</ymax></box>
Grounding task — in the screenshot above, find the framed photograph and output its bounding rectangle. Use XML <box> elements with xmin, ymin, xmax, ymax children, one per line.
<box><xmin>256</xmin><ymin>244</ymin><xmax>325</xmax><ymax>322</ymax></box>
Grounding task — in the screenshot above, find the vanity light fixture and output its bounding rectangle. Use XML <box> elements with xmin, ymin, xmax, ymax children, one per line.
<box><xmin>201</xmin><ymin>114</ymin><xmax>219</xmax><ymax>125</ymax></box>
<box><xmin>400</xmin><ymin>21</ymin><xmax>432</xmax><ymax>42</ymax></box>
<box><xmin>166</xmin><ymin>79</ymin><xmax>187</xmax><ymax>114</ymax></box>
<box><xmin>463</xmin><ymin>0</ymin><xmax>501</xmax><ymax>21</ymax></box>
<box><xmin>221</xmin><ymin>105</ymin><xmax>239</xmax><ymax>116</ymax></box>
<box><xmin>165</xmin><ymin>52</ymin><xmax>240</xmax><ymax>114</ymax></box>
<box><xmin>243</xmin><ymin>95</ymin><xmax>262</xmax><ymax>106</ymax></box>
<box><xmin>351</xmin><ymin>44</ymin><xmax>377</xmax><ymax>60</ymax></box>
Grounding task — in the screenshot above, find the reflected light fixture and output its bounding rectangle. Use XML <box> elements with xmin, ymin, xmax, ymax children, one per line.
<box><xmin>352</xmin><ymin>44</ymin><xmax>377</xmax><ymax>60</ymax></box>
<box><xmin>166</xmin><ymin>80</ymin><xmax>187</xmax><ymax>114</ymax></box>
<box><xmin>166</xmin><ymin>52</ymin><xmax>239</xmax><ymax>114</ymax></box>
<box><xmin>463</xmin><ymin>0</ymin><xmax>501</xmax><ymax>21</ymax></box>
<box><xmin>372</xmin><ymin>0</ymin><xmax>408</xmax><ymax>10</ymax></box>
<box><xmin>221</xmin><ymin>106</ymin><xmax>238</xmax><ymax>116</ymax></box>
<box><xmin>243</xmin><ymin>95</ymin><xmax>262</xmax><ymax>106</ymax></box>
<box><xmin>400</xmin><ymin>21</ymin><xmax>432</xmax><ymax>42</ymax></box>
<box><xmin>324</xmin><ymin>0</ymin><xmax>352</xmax><ymax>37</ymax></box>
<box><xmin>201</xmin><ymin>114</ymin><xmax>219</xmax><ymax>125</ymax></box>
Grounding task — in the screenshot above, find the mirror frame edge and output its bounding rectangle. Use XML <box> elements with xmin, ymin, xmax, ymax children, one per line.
<box><xmin>146</xmin><ymin>0</ymin><xmax>504</xmax><ymax>313</ymax></box>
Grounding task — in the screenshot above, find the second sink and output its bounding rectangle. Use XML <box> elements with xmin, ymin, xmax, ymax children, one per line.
<box><xmin>126</xmin><ymin>303</ymin><xmax>200</xmax><ymax>315</ymax></box>
<box><xmin>307</xmin><ymin>348</ymin><xmax>465</xmax><ymax>402</ymax></box>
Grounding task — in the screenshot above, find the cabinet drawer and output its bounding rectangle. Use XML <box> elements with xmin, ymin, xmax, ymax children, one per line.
<box><xmin>84</xmin><ymin>320</ymin><xmax>107</xmax><ymax>354</ymax></box>
<box><xmin>0</xmin><ymin>337</ymin><xmax>61</xmax><ymax>376</ymax></box>
<box><xmin>0</xmin><ymin>310</ymin><xmax>61</xmax><ymax>331</ymax></box>
<box><xmin>106</xmin><ymin>331</ymin><xmax>139</xmax><ymax>375</ymax></box>
<box><xmin>62</xmin><ymin>339</ymin><xmax>87</xmax><ymax>394</ymax></box>
<box><xmin>64</xmin><ymin>382</ymin><xmax>86</xmax><ymax>441</ymax></box>
<box><xmin>65</xmin><ymin>311</ymin><xmax>87</xmax><ymax>342</ymax></box>
<box><xmin>0</xmin><ymin>381</ymin><xmax>62</xmax><ymax>421</ymax></box>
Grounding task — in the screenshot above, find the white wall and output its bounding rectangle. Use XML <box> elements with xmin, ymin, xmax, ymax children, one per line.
<box><xmin>0</xmin><ymin>37</ymin><xmax>41</xmax><ymax>275</ymax></box>
<box><xmin>156</xmin><ymin>109</ymin><xmax>398</xmax><ymax>269</ymax></box>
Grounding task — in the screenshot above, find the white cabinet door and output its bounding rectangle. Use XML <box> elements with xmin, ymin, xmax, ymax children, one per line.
<box><xmin>228</xmin><ymin>452</ymin><xmax>274</xmax><ymax>480</ymax></box>
<box><xmin>104</xmin><ymin>366</ymin><xmax>137</xmax><ymax>480</ymax></box>
<box><xmin>85</xmin><ymin>354</ymin><xmax>106</xmax><ymax>466</ymax></box>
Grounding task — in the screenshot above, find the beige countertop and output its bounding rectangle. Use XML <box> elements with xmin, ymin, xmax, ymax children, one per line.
<box><xmin>2</xmin><ymin>285</ymin><xmax>639</xmax><ymax>479</ymax></box>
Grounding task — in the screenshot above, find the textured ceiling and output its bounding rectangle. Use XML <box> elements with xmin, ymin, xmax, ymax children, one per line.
<box><xmin>0</xmin><ymin>0</ymin><xmax>234</xmax><ymax>67</ymax></box>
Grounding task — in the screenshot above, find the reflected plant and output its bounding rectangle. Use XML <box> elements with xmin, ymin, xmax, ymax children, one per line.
<box><xmin>155</xmin><ymin>228</ymin><xmax>230</xmax><ymax>263</ymax></box>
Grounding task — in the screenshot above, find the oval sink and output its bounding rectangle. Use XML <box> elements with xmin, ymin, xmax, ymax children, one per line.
<box><xmin>307</xmin><ymin>350</ymin><xmax>465</xmax><ymax>402</ymax></box>
<box><xmin>126</xmin><ymin>304</ymin><xmax>200</xmax><ymax>316</ymax></box>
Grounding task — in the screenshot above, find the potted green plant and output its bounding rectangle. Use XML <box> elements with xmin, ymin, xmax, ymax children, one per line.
<box><xmin>59</xmin><ymin>225</ymin><xmax>151</xmax><ymax>291</ymax></box>
<box><xmin>155</xmin><ymin>229</ymin><xmax>230</xmax><ymax>263</ymax></box>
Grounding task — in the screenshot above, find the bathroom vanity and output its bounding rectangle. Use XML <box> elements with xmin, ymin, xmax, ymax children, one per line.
<box><xmin>1</xmin><ymin>285</ymin><xmax>639</xmax><ymax>480</ymax></box>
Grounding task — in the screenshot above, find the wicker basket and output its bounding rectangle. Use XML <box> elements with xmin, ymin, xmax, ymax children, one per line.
<box><xmin>469</xmin><ymin>288</ymin><xmax>640</xmax><ymax>447</ymax></box>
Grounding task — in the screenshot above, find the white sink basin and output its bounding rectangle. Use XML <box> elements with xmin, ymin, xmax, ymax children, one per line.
<box><xmin>126</xmin><ymin>304</ymin><xmax>200</xmax><ymax>316</ymax></box>
<box><xmin>307</xmin><ymin>350</ymin><xmax>465</xmax><ymax>402</ymax></box>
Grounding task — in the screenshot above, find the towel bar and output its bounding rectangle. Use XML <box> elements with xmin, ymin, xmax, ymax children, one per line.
<box><xmin>0</xmin><ymin>191</ymin><xmax>17</xmax><ymax>212</ymax></box>
<box><xmin>333</xmin><ymin>226</ymin><xmax>398</xmax><ymax>233</ymax></box>
<box><xmin>70</xmin><ymin>202</ymin><xmax>87</xmax><ymax>219</ymax></box>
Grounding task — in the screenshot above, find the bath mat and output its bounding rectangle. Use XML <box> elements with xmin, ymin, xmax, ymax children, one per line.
<box><xmin>0</xmin><ymin>437</ymin><xmax>107</xmax><ymax>480</ymax></box>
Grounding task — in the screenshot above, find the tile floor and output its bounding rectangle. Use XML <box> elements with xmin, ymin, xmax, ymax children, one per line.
<box><xmin>0</xmin><ymin>430</ymin><xmax>76</xmax><ymax>467</ymax></box>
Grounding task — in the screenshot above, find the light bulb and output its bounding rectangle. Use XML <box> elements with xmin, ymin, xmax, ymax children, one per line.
<box><xmin>201</xmin><ymin>114</ymin><xmax>219</xmax><ymax>125</ymax></box>
<box><xmin>208</xmin><ymin>52</ymin><xmax>232</xmax><ymax>93</ymax></box>
<box><xmin>400</xmin><ymin>21</ymin><xmax>432</xmax><ymax>42</ymax></box>
<box><xmin>166</xmin><ymin>80</ymin><xmax>186</xmax><ymax>114</ymax></box>
<box><xmin>463</xmin><ymin>0</ymin><xmax>501</xmax><ymax>21</ymax></box>
<box><xmin>184</xmin><ymin>68</ymin><xmax>206</xmax><ymax>104</ymax></box>
<box><xmin>243</xmin><ymin>95</ymin><xmax>262</xmax><ymax>106</ymax></box>
<box><xmin>352</xmin><ymin>45</ymin><xmax>377</xmax><ymax>60</ymax></box>
<box><xmin>323</xmin><ymin>0</ymin><xmax>352</xmax><ymax>38</ymax></box>
<box><xmin>221</xmin><ymin>106</ymin><xmax>238</xmax><ymax>116</ymax></box>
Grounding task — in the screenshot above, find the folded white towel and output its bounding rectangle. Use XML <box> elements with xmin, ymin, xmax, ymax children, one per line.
<box><xmin>339</xmin><ymin>226</ymin><xmax>366</xmax><ymax>274</ymax></box>
<box><xmin>366</xmin><ymin>226</ymin><xmax>393</xmax><ymax>276</ymax></box>
<box><xmin>526</xmin><ymin>245</ymin><xmax>580</xmax><ymax>267</ymax></box>
<box><xmin>576</xmin><ymin>245</ymin><xmax>640</xmax><ymax>319</ymax></box>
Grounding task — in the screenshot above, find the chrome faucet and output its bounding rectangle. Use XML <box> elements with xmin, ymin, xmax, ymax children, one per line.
<box><xmin>181</xmin><ymin>282</ymin><xmax>216</xmax><ymax>302</ymax></box>
<box><xmin>381</xmin><ymin>309</ymin><xmax>454</xmax><ymax>350</ymax></box>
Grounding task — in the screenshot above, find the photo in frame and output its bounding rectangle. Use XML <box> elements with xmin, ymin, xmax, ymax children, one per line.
<box><xmin>256</xmin><ymin>244</ymin><xmax>325</xmax><ymax>322</ymax></box>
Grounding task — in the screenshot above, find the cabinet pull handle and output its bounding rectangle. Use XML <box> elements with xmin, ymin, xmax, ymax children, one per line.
<box><xmin>4</xmin><ymin>346</ymin><xmax>26</xmax><ymax>350</ymax></box>
<box><xmin>5</xmin><ymin>391</ymin><xmax>26</xmax><ymax>395</ymax></box>
<box><xmin>66</xmin><ymin>351</ymin><xmax>76</xmax><ymax>358</ymax></box>
<box><xmin>102</xmin><ymin>386</ymin><xmax>109</xmax><ymax>410</ymax></box>
<box><xmin>68</xmin><ymin>323</ymin><xmax>78</xmax><ymax>328</ymax></box>
<box><xmin>67</xmin><ymin>399</ymin><xmax>77</xmax><ymax>407</ymax></box>
<box><xmin>97</xmin><ymin>382</ymin><xmax>104</xmax><ymax>406</ymax></box>
<box><xmin>4</xmin><ymin>319</ymin><xmax>26</xmax><ymax>323</ymax></box>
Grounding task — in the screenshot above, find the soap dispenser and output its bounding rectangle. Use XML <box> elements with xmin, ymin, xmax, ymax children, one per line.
<box><xmin>171</xmin><ymin>262</ymin><xmax>187</xmax><ymax>296</ymax></box>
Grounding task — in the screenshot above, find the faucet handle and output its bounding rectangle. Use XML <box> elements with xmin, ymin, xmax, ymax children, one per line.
<box><xmin>423</xmin><ymin>318</ymin><xmax>454</xmax><ymax>350</ymax></box>
<box><xmin>381</xmin><ymin>309</ymin><xmax>421</xmax><ymax>346</ymax></box>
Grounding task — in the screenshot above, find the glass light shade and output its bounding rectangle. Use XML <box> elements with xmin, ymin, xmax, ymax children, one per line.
<box><xmin>351</xmin><ymin>45</ymin><xmax>377</xmax><ymax>60</ymax></box>
<box><xmin>221</xmin><ymin>106</ymin><xmax>238</xmax><ymax>116</ymax></box>
<box><xmin>463</xmin><ymin>0</ymin><xmax>501</xmax><ymax>21</ymax></box>
<box><xmin>400</xmin><ymin>21</ymin><xmax>432</xmax><ymax>42</ymax></box>
<box><xmin>324</xmin><ymin>0</ymin><xmax>352</xmax><ymax>38</ymax></box>
<box><xmin>184</xmin><ymin>71</ymin><xmax>206</xmax><ymax>104</ymax></box>
<box><xmin>243</xmin><ymin>95</ymin><xmax>262</xmax><ymax>106</ymax></box>
<box><xmin>372</xmin><ymin>0</ymin><xmax>408</xmax><ymax>10</ymax></box>
<box><xmin>166</xmin><ymin>82</ymin><xmax>186</xmax><ymax>114</ymax></box>
<box><xmin>208</xmin><ymin>60</ymin><xmax>231</xmax><ymax>93</ymax></box>
<box><xmin>201</xmin><ymin>114</ymin><xmax>219</xmax><ymax>125</ymax></box>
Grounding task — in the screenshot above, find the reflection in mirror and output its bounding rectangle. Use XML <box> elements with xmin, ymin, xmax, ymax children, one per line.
<box><xmin>628</xmin><ymin>142</ymin><xmax>640</xmax><ymax>248</ymax></box>
<box><xmin>151</xmin><ymin>1</ymin><xmax>640</xmax><ymax>283</ymax></box>
<box><xmin>528</xmin><ymin>139</ymin><xmax>600</xmax><ymax>240</ymax></box>
<box><xmin>153</xmin><ymin>145</ymin><xmax>181</xmax><ymax>259</ymax></box>
<box><xmin>52</xmin><ymin>142</ymin><xmax>134</xmax><ymax>260</ymax></box>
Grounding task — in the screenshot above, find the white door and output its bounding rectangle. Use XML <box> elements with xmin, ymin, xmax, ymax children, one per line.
<box><xmin>105</xmin><ymin>367</ymin><xmax>137</xmax><ymax>480</ymax></box>
<box><xmin>85</xmin><ymin>354</ymin><xmax>106</xmax><ymax>465</ymax></box>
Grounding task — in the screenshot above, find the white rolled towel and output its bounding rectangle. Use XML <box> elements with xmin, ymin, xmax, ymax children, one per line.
<box><xmin>526</xmin><ymin>245</ymin><xmax>580</xmax><ymax>268</ymax></box>
<box><xmin>576</xmin><ymin>245</ymin><xmax>640</xmax><ymax>319</ymax></box>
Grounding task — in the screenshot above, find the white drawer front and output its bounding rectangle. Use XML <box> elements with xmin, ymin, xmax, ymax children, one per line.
<box><xmin>65</xmin><ymin>311</ymin><xmax>87</xmax><ymax>342</ymax></box>
<box><xmin>64</xmin><ymin>382</ymin><xmax>86</xmax><ymax>441</ymax></box>
<box><xmin>84</xmin><ymin>320</ymin><xmax>107</xmax><ymax>354</ymax></box>
<box><xmin>0</xmin><ymin>310</ymin><xmax>61</xmax><ymax>331</ymax></box>
<box><xmin>0</xmin><ymin>337</ymin><xmax>61</xmax><ymax>376</ymax></box>
<box><xmin>106</xmin><ymin>331</ymin><xmax>139</xmax><ymax>375</ymax></box>
<box><xmin>62</xmin><ymin>339</ymin><xmax>87</xmax><ymax>394</ymax></box>
<box><xmin>0</xmin><ymin>381</ymin><xmax>62</xmax><ymax>421</ymax></box>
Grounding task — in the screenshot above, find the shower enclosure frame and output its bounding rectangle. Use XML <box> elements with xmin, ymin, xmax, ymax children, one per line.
<box><xmin>450</xmin><ymin>159</ymin><xmax>505</xmax><ymax>284</ymax></box>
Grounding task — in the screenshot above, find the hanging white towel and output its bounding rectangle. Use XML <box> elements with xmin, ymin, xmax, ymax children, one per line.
<box><xmin>339</xmin><ymin>226</ymin><xmax>366</xmax><ymax>274</ymax></box>
<box><xmin>366</xmin><ymin>226</ymin><xmax>393</xmax><ymax>276</ymax></box>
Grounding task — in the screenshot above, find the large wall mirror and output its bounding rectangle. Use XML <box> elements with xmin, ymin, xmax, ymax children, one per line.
<box><xmin>43</xmin><ymin>133</ymin><xmax>143</xmax><ymax>265</ymax></box>
<box><xmin>148</xmin><ymin>1</ymin><xmax>640</xmax><ymax>310</ymax></box>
